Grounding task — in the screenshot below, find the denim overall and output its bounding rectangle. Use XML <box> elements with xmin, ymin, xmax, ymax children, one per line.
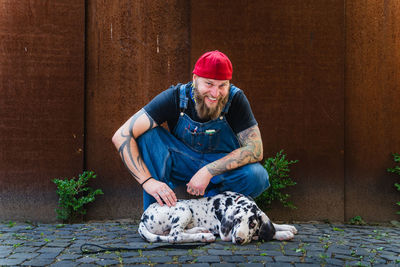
<box><xmin>137</xmin><ymin>83</ymin><xmax>269</xmax><ymax>210</ymax></box>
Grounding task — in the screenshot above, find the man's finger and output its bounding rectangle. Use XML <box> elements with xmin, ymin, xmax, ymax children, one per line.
<box><xmin>170</xmin><ymin>190</ymin><xmax>177</xmax><ymax>202</ymax></box>
<box><xmin>154</xmin><ymin>194</ymin><xmax>164</xmax><ymax>206</ymax></box>
<box><xmin>167</xmin><ymin>189</ymin><xmax>177</xmax><ymax>205</ymax></box>
<box><xmin>156</xmin><ymin>189</ymin><xmax>170</xmax><ymax>207</ymax></box>
<box><xmin>187</xmin><ymin>187</ymin><xmax>196</xmax><ymax>195</ymax></box>
<box><xmin>164</xmin><ymin>194</ymin><xmax>175</xmax><ymax>207</ymax></box>
<box><xmin>163</xmin><ymin>188</ymin><xmax>177</xmax><ymax>205</ymax></box>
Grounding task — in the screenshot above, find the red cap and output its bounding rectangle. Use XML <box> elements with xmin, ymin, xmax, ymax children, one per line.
<box><xmin>193</xmin><ymin>50</ymin><xmax>233</xmax><ymax>80</ymax></box>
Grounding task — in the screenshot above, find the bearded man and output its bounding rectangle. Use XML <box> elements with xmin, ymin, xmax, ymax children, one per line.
<box><xmin>112</xmin><ymin>51</ymin><xmax>270</xmax><ymax>210</ymax></box>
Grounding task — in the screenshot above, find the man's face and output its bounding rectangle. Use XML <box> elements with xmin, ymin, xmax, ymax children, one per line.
<box><xmin>193</xmin><ymin>75</ymin><xmax>230</xmax><ymax>120</ymax></box>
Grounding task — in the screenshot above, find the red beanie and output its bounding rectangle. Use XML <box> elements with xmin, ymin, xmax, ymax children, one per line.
<box><xmin>193</xmin><ymin>50</ymin><xmax>233</xmax><ymax>80</ymax></box>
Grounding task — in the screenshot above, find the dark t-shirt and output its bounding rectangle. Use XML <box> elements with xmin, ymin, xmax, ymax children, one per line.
<box><xmin>143</xmin><ymin>83</ymin><xmax>257</xmax><ymax>134</ymax></box>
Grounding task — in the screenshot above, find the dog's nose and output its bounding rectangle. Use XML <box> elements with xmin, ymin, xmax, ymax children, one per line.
<box><xmin>235</xmin><ymin>237</ymin><xmax>244</xmax><ymax>245</ymax></box>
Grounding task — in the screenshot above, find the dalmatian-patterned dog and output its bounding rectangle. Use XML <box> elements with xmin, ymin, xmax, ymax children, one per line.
<box><xmin>139</xmin><ymin>191</ymin><xmax>297</xmax><ymax>244</ymax></box>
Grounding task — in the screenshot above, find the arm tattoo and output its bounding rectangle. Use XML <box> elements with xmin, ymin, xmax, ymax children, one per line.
<box><xmin>237</xmin><ymin>125</ymin><xmax>263</xmax><ymax>160</ymax></box>
<box><xmin>118</xmin><ymin>109</ymin><xmax>155</xmax><ymax>181</ymax></box>
<box><xmin>206</xmin><ymin>125</ymin><xmax>263</xmax><ymax>176</ymax></box>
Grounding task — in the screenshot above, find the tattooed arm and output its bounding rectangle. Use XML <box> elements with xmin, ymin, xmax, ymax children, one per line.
<box><xmin>112</xmin><ymin>109</ymin><xmax>177</xmax><ymax>206</ymax></box>
<box><xmin>207</xmin><ymin>125</ymin><xmax>263</xmax><ymax>176</ymax></box>
<box><xmin>112</xmin><ymin>109</ymin><xmax>156</xmax><ymax>183</ymax></box>
<box><xmin>186</xmin><ymin>125</ymin><xmax>263</xmax><ymax>195</ymax></box>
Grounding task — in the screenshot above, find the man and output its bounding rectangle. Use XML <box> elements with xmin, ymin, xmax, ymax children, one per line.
<box><xmin>112</xmin><ymin>50</ymin><xmax>269</xmax><ymax>210</ymax></box>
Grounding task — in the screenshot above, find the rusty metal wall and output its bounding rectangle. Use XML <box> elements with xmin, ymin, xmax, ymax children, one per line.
<box><xmin>0</xmin><ymin>1</ymin><xmax>85</xmax><ymax>221</ymax></box>
<box><xmin>345</xmin><ymin>1</ymin><xmax>400</xmax><ymax>221</ymax></box>
<box><xmin>85</xmin><ymin>0</ymin><xmax>190</xmax><ymax>220</ymax></box>
<box><xmin>2</xmin><ymin>1</ymin><xmax>399</xmax><ymax>222</ymax></box>
<box><xmin>191</xmin><ymin>0</ymin><xmax>345</xmax><ymax>221</ymax></box>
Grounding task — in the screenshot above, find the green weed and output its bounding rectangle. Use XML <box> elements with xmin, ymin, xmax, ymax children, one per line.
<box><xmin>387</xmin><ymin>153</ymin><xmax>400</xmax><ymax>215</ymax></box>
<box><xmin>255</xmin><ymin>150</ymin><xmax>298</xmax><ymax>211</ymax></box>
<box><xmin>53</xmin><ymin>171</ymin><xmax>103</xmax><ymax>223</ymax></box>
<box><xmin>349</xmin><ymin>216</ymin><xmax>366</xmax><ymax>225</ymax></box>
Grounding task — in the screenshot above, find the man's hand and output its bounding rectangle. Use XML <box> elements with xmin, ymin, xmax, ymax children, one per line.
<box><xmin>142</xmin><ymin>179</ymin><xmax>177</xmax><ymax>207</ymax></box>
<box><xmin>186</xmin><ymin>167</ymin><xmax>213</xmax><ymax>196</ymax></box>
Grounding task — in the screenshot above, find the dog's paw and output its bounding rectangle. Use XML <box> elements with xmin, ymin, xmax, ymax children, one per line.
<box><xmin>274</xmin><ymin>223</ymin><xmax>298</xmax><ymax>235</ymax></box>
<box><xmin>274</xmin><ymin>231</ymin><xmax>294</xmax><ymax>241</ymax></box>
<box><xmin>185</xmin><ymin>227</ymin><xmax>210</xmax><ymax>234</ymax></box>
<box><xmin>201</xmin><ymin>233</ymin><xmax>216</xmax><ymax>242</ymax></box>
<box><xmin>195</xmin><ymin>227</ymin><xmax>211</xmax><ymax>234</ymax></box>
<box><xmin>288</xmin><ymin>225</ymin><xmax>298</xmax><ymax>235</ymax></box>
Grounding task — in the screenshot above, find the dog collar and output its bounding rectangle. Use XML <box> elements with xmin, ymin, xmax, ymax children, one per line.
<box><xmin>234</xmin><ymin>194</ymin><xmax>244</xmax><ymax>203</ymax></box>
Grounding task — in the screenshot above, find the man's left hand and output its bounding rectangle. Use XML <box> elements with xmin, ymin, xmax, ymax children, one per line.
<box><xmin>186</xmin><ymin>167</ymin><xmax>213</xmax><ymax>196</ymax></box>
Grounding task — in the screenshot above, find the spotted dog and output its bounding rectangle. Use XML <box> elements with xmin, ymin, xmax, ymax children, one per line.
<box><xmin>138</xmin><ymin>191</ymin><xmax>297</xmax><ymax>244</ymax></box>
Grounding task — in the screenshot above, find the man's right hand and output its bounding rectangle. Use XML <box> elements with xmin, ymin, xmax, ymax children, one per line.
<box><xmin>142</xmin><ymin>179</ymin><xmax>177</xmax><ymax>207</ymax></box>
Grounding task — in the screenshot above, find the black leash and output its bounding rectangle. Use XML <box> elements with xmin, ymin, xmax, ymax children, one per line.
<box><xmin>80</xmin><ymin>242</ymin><xmax>211</xmax><ymax>254</ymax></box>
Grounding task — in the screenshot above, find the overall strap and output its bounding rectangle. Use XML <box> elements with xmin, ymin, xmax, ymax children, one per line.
<box><xmin>179</xmin><ymin>84</ymin><xmax>189</xmax><ymax>112</ymax></box>
<box><xmin>221</xmin><ymin>85</ymin><xmax>241</xmax><ymax>115</ymax></box>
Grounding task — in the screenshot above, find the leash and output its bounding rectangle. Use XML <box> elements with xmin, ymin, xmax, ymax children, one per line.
<box><xmin>80</xmin><ymin>242</ymin><xmax>211</xmax><ymax>254</ymax></box>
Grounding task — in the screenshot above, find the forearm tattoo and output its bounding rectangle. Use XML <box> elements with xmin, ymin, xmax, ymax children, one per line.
<box><xmin>118</xmin><ymin>110</ymin><xmax>154</xmax><ymax>182</ymax></box>
<box><xmin>206</xmin><ymin>125</ymin><xmax>263</xmax><ymax>176</ymax></box>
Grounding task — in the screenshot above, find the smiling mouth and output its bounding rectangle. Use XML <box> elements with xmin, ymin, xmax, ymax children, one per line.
<box><xmin>206</xmin><ymin>96</ymin><xmax>218</xmax><ymax>103</ymax></box>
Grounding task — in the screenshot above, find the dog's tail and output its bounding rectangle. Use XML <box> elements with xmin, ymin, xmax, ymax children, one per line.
<box><xmin>138</xmin><ymin>222</ymin><xmax>169</xmax><ymax>243</ymax></box>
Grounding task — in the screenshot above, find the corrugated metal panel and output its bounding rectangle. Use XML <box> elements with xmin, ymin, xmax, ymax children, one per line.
<box><xmin>345</xmin><ymin>1</ymin><xmax>400</xmax><ymax>221</ymax></box>
<box><xmin>191</xmin><ymin>0</ymin><xmax>345</xmax><ymax>221</ymax></box>
<box><xmin>0</xmin><ymin>0</ymin><xmax>85</xmax><ymax>221</ymax></box>
<box><xmin>85</xmin><ymin>0</ymin><xmax>191</xmax><ymax>220</ymax></box>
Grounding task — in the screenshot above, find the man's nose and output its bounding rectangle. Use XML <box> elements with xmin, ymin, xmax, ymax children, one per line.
<box><xmin>209</xmin><ymin>86</ymin><xmax>219</xmax><ymax>98</ymax></box>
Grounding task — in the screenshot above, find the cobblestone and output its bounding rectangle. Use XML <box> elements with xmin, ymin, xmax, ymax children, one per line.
<box><xmin>0</xmin><ymin>221</ymin><xmax>399</xmax><ymax>266</ymax></box>
<box><xmin>21</xmin><ymin>258</ymin><xmax>55</xmax><ymax>266</ymax></box>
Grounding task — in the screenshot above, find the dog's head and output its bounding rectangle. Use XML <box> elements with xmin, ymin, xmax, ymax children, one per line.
<box><xmin>220</xmin><ymin>196</ymin><xmax>275</xmax><ymax>245</ymax></box>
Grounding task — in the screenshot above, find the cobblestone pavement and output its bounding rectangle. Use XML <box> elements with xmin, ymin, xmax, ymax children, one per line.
<box><xmin>0</xmin><ymin>221</ymin><xmax>399</xmax><ymax>266</ymax></box>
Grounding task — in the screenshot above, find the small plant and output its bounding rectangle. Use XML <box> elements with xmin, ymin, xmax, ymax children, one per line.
<box><xmin>387</xmin><ymin>153</ymin><xmax>400</xmax><ymax>215</ymax></box>
<box><xmin>255</xmin><ymin>150</ymin><xmax>298</xmax><ymax>211</ymax></box>
<box><xmin>53</xmin><ymin>171</ymin><xmax>103</xmax><ymax>223</ymax></box>
<box><xmin>349</xmin><ymin>215</ymin><xmax>366</xmax><ymax>225</ymax></box>
<box><xmin>332</xmin><ymin>227</ymin><xmax>344</xmax><ymax>232</ymax></box>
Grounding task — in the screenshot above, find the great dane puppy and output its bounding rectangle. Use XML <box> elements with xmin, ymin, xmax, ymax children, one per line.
<box><xmin>139</xmin><ymin>191</ymin><xmax>297</xmax><ymax>244</ymax></box>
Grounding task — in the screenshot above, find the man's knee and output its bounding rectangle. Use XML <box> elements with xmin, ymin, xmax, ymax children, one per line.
<box><xmin>241</xmin><ymin>163</ymin><xmax>270</xmax><ymax>197</ymax></box>
<box><xmin>137</xmin><ymin>127</ymin><xmax>166</xmax><ymax>145</ymax></box>
<box><xmin>137</xmin><ymin>127</ymin><xmax>175</xmax><ymax>157</ymax></box>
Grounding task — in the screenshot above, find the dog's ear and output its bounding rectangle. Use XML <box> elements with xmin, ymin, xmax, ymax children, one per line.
<box><xmin>257</xmin><ymin>210</ymin><xmax>276</xmax><ymax>242</ymax></box>
<box><xmin>257</xmin><ymin>210</ymin><xmax>270</xmax><ymax>224</ymax></box>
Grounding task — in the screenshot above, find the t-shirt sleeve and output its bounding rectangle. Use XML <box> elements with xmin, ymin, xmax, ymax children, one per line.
<box><xmin>143</xmin><ymin>86</ymin><xmax>177</xmax><ymax>125</ymax></box>
<box><xmin>227</xmin><ymin>91</ymin><xmax>258</xmax><ymax>134</ymax></box>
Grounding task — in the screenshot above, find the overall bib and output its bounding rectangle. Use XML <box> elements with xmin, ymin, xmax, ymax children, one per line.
<box><xmin>137</xmin><ymin>83</ymin><xmax>269</xmax><ymax>210</ymax></box>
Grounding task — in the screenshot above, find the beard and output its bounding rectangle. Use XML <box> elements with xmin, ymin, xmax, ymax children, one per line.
<box><xmin>193</xmin><ymin>82</ymin><xmax>229</xmax><ymax>120</ymax></box>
